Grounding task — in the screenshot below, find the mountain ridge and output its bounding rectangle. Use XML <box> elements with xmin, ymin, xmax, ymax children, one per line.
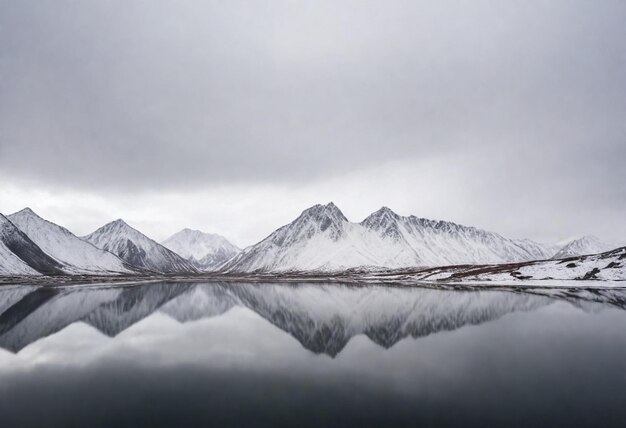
<box><xmin>0</xmin><ymin>204</ymin><xmax>623</xmax><ymax>278</ymax></box>
<box><xmin>221</xmin><ymin>202</ymin><xmax>558</xmax><ymax>273</ymax></box>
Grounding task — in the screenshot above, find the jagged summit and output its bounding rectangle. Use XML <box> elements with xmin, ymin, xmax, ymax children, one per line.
<box><xmin>369</xmin><ymin>206</ymin><xmax>397</xmax><ymax>215</ymax></box>
<box><xmin>300</xmin><ymin>202</ymin><xmax>348</xmax><ymax>224</ymax></box>
<box><xmin>361</xmin><ymin>207</ymin><xmax>403</xmax><ymax>240</ymax></box>
<box><xmin>362</xmin><ymin>206</ymin><xmax>400</xmax><ymax>222</ymax></box>
<box><xmin>363</xmin><ymin>207</ymin><xmax>482</xmax><ymax>236</ymax></box>
<box><xmin>85</xmin><ymin>219</ymin><xmax>197</xmax><ymax>274</ymax></box>
<box><xmin>283</xmin><ymin>202</ymin><xmax>348</xmax><ymax>241</ymax></box>
<box><xmin>302</xmin><ymin>202</ymin><xmax>344</xmax><ymax>215</ymax></box>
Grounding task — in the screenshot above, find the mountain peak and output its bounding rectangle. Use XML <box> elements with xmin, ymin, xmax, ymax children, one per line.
<box><xmin>301</xmin><ymin>202</ymin><xmax>347</xmax><ymax>222</ymax></box>
<box><xmin>161</xmin><ymin>228</ymin><xmax>240</xmax><ymax>271</ymax></box>
<box><xmin>13</xmin><ymin>207</ymin><xmax>39</xmax><ymax>218</ymax></box>
<box><xmin>361</xmin><ymin>206</ymin><xmax>402</xmax><ymax>238</ymax></box>
<box><xmin>110</xmin><ymin>218</ymin><xmax>129</xmax><ymax>227</ymax></box>
<box><xmin>100</xmin><ymin>219</ymin><xmax>137</xmax><ymax>234</ymax></box>
<box><xmin>552</xmin><ymin>235</ymin><xmax>613</xmax><ymax>259</ymax></box>
<box><xmin>167</xmin><ymin>228</ymin><xmax>233</xmax><ymax>243</ymax></box>
<box><xmin>178</xmin><ymin>228</ymin><xmax>210</xmax><ymax>238</ymax></box>
<box><xmin>561</xmin><ymin>235</ymin><xmax>605</xmax><ymax>248</ymax></box>
<box><xmin>300</xmin><ymin>203</ymin><xmax>348</xmax><ymax>238</ymax></box>
<box><xmin>92</xmin><ymin>219</ymin><xmax>147</xmax><ymax>241</ymax></box>
<box><xmin>574</xmin><ymin>235</ymin><xmax>601</xmax><ymax>243</ymax></box>
<box><xmin>85</xmin><ymin>220</ymin><xmax>197</xmax><ymax>274</ymax></box>
<box><xmin>370</xmin><ymin>206</ymin><xmax>400</xmax><ymax>219</ymax></box>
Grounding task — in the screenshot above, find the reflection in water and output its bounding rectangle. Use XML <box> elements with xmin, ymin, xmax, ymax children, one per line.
<box><xmin>1</xmin><ymin>282</ymin><xmax>626</xmax><ymax>355</ymax></box>
<box><xmin>0</xmin><ymin>282</ymin><xmax>559</xmax><ymax>354</ymax></box>
<box><xmin>0</xmin><ymin>282</ymin><xmax>626</xmax><ymax>427</ymax></box>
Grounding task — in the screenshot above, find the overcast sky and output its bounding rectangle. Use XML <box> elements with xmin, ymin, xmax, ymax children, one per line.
<box><xmin>1</xmin><ymin>0</ymin><xmax>625</xmax><ymax>247</ymax></box>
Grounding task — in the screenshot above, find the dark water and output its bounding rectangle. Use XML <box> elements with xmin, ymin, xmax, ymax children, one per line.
<box><xmin>0</xmin><ymin>282</ymin><xmax>625</xmax><ymax>427</ymax></box>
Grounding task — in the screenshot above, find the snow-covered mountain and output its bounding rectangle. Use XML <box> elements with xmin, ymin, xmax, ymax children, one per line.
<box><xmin>7</xmin><ymin>208</ymin><xmax>132</xmax><ymax>275</ymax></box>
<box><xmin>552</xmin><ymin>236</ymin><xmax>615</xmax><ymax>259</ymax></box>
<box><xmin>2</xmin><ymin>203</ymin><xmax>620</xmax><ymax>278</ymax></box>
<box><xmin>221</xmin><ymin>203</ymin><xmax>555</xmax><ymax>273</ymax></box>
<box><xmin>0</xmin><ymin>213</ymin><xmax>64</xmax><ymax>276</ymax></box>
<box><xmin>84</xmin><ymin>219</ymin><xmax>197</xmax><ymax>274</ymax></box>
<box><xmin>161</xmin><ymin>229</ymin><xmax>240</xmax><ymax>271</ymax></box>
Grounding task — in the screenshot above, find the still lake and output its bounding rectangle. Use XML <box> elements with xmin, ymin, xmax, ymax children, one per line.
<box><xmin>1</xmin><ymin>281</ymin><xmax>625</xmax><ymax>427</ymax></box>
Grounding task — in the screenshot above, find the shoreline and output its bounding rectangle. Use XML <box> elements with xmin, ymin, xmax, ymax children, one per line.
<box><xmin>1</xmin><ymin>271</ymin><xmax>624</xmax><ymax>291</ymax></box>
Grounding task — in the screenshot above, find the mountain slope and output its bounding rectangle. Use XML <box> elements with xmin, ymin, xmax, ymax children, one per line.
<box><xmin>84</xmin><ymin>220</ymin><xmax>197</xmax><ymax>274</ymax></box>
<box><xmin>161</xmin><ymin>229</ymin><xmax>240</xmax><ymax>271</ymax></box>
<box><xmin>394</xmin><ymin>245</ymin><xmax>626</xmax><ymax>283</ymax></box>
<box><xmin>0</xmin><ymin>214</ymin><xmax>64</xmax><ymax>276</ymax></box>
<box><xmin>0</xmin><ymin>241</ymin><xmax>38</xmax><ymax>276</ymax></box>
<box><xmin>553</xmin><ymin>236</ymin><xmax>615</xmax><ymax>259</ymax></box>
<box><xmin>221</xmin><ymin>203</ymin><xmax>555</xmax><ymax>273</ymax></box>
<box><xmin>7</xmin><ymin>208</ymin><xmax>132</xmax><ymax>275</ymax></box>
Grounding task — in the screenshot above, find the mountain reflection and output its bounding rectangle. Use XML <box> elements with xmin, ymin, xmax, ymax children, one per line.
<box><xmin>0</xmin><ymin>282</ymin><xmax>625</xmax><ymax>356</ymax></box>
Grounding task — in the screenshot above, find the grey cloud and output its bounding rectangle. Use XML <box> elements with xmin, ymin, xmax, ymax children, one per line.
<box><xmin>1</xmin><ymin>0</ymin><xmax>624</xmax><ymax>193</ymax></box>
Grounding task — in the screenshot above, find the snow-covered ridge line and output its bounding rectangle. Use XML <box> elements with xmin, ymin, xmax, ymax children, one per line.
<box><xmin>221</xmin><ymin>203</ymin><xmax>561</xmax><ymax>273</ymax></box>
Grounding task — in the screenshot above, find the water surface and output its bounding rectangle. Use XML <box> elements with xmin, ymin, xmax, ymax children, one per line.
<box><xmin>1</xmin><ymin>281</ymin><xmax>625</xmax><ymax>427</ymax></box>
